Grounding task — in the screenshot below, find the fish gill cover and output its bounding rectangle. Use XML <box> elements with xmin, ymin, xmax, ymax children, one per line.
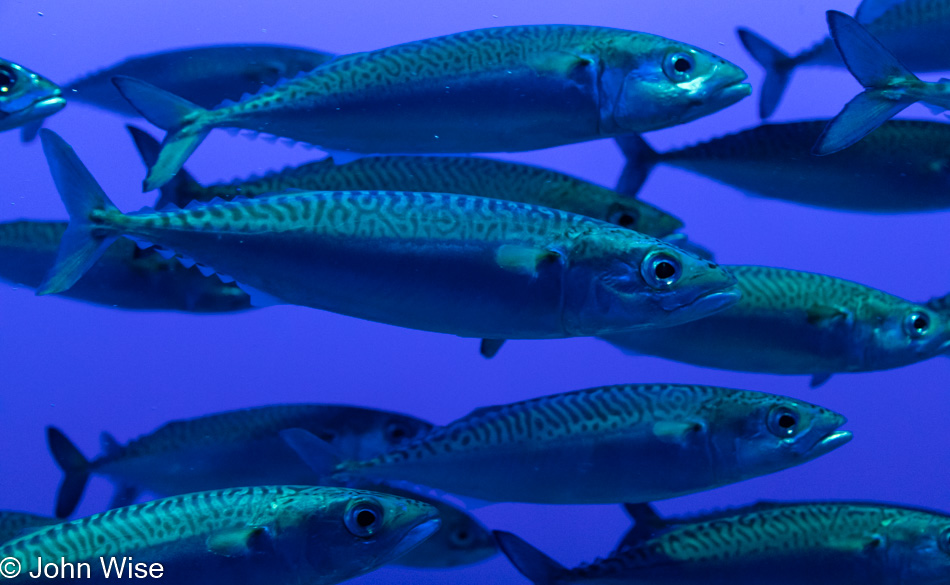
<box><xmin>0</xmin><ymin>1</ymin><xmax>948</xmax><ymax>585</ymax></box>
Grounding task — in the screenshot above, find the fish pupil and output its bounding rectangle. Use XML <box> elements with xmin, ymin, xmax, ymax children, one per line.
<box><xmin>913</xmin><ymin>315</ymin><xmax>928</xmax><ymax>331</ymax></box>
<box><xmin>778</xmin><ymin>414</ymin><xmax>796</xmax><ymax>429</ymax></box>
<box><xmin>617</xmin><ymin>213</ymin><xmax>636</xmax><ymax>227</ymax></box>
<box><xmin>0</xmin><ymin>67</ymin><xmax>16</xmax><ymax>93</ymax></box>
<box><xmin>673</xmin><ymin>57</ymin><xmax>691</xmax><ymax>73</ymax></box>
<box><xmin>356</xmin><ymin>509</ymin><xmax>377</xmax><ymax>527</ymax></box>
<box><xmin>655</xmin><ymin>261</ymin><xmax>675</xmax><ymax>279</ymax></box>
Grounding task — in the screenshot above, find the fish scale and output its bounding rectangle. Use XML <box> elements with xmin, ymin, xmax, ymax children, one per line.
<box><xmin>0</xmin><ymin>513</ymin><xmax>57</xmax><ymax>546</ymax></box>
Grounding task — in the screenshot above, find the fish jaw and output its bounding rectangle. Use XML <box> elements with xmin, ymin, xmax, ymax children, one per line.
<box><xmin>0</xmin><ymin>91</ymin><xmax>65</xmax><ymax>132</ymax></box>
<box><xmin>390</xmin><ymin>516</ymin><xmax>443</xmax><ymax>562</ymax></box>
<box><xmin>807</xmin><ymin>430</ymin><xmax>854</xmax><ymax>459</ymax></box>
<box><xmin>660</xmin><ymin>286</ymin><xmax>742</xmax><ymax>328</ymax></box>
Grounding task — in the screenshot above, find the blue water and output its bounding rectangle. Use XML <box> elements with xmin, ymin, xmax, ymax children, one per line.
<box><xmin>2</xmin><ymin>1</ymin><xmax>949</xmax><ymax>583</ymax></box>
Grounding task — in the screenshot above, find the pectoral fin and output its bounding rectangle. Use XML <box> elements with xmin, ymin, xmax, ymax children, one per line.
<box><xmin>805</xmin><ymin>304</ymin><xmax>853</xmax><ymax>325</ymax></box>
<box><xmin>495</xmin><ymin>245</ymin><xmax>561</xmax><ymax>276</ymax></box>
<box><xmin>652</xmin><ymin>421</ymin><xmax>702</xmax><ymax>444</ymax></box>
<box><xmin>528</xmin><ymin>51</ymin><xmax>594</xmax><ymax>77</ymax></box>
<box><xmin>207</xmin><ymin>526</ymin><xmax>273</xmax><ymax>557</ymax></box>
<box><xmin>810</xmin><ymin>373</ymin><xmax>832</xmax><ymax>388</ymax></box>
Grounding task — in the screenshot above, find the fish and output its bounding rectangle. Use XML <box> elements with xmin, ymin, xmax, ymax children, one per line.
<box><xmin>0</xmin><ymin>512</ymin><xmax>57</xmax><ymax>545</ymax></box>
<box><xmin>601</xmin><ymin>265</ymin><xmax>950</xmax><ymax>388</ymax></box>
<box><xmin>0</xmin><ymin>220</ymin><xmax>252</xmax><ymax>312</ymax></box>
<box><xmin>814</xmin><ymin>10</ymin><xmax>950</xmax><ymax>155</ymax></box>
<box><xmin>113</xmin><ymin>25</ymin><xmax>751</xmax><ymax>190</ymax></box>
<box><xmin>496</xmin><ymin>501</ymin><xmax>950</xmax><ymax>584</ymax></box>
<box><xmin>45</xmin><ymin>403</ymin><xmax>434</xmax><ymax>518</ymax></box>
<box><xmin>0</xmin><ymin>57</ymin><xmax>65</xmax><ymax>133</ymax></box>
<box><xmin>18</xmin><ymin>45</ymin><xmax>334</xmax><ymax>141</ymax></box>
<box><xmin>127</xmin><ymin>126</ymin><xmax>685</xmax><ymax>239</ymax></box>
<box><xmin>36</xmin><ymin>130</ymin><xmax>741</xmax><ymax>340</ymax></box>
<box><xmin>738</xmin><ymin>0</ymin><xmax>950</xmax><ymax>118</ymax></box>
<box><xmin>615</xmin><ymin>120</ymin><xmax>950</xmax><ymax>213</ymax></box>
<box><xmin>0</xmin><ymin>486</ymin><xmax>440</xmax><ymax>585</ymax></box>
<box><xmin>355</xmin><ymin>484</ymin><xmax>497</xmax><ymax>568</ymax></box>
<box><xmin>282</xmin><ymin>383</ymin><xmax>851</xmax><ymax>505</ymax></box>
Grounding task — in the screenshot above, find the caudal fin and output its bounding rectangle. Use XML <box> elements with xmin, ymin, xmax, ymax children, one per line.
<box><xmin>813</xmin><ymin>11</ymin><xmax>916</xmax><ymax>155</ymax></box>
<box><xmin>126</xmin><ymin>125</ymin><xmax>203</xmax><ymax>209</ymax></box>
<box><xmin>46</xmin><ymin>427</ymin><xmax>91</xmax><ymax>518</ymax></box>
<box><xmin>614</xmin><ymin>135</ymin><xmax>658</xmax><ymax>196</ymax></box>
<box><xmin>36</xmin><ymin>130</ymin><xmax>122</xmax><ymax>296</ymax></box>
<box><xmin>737</xmin><ymin>28</ymin><xmax>795</xmax><ymax>119</ymax></box>
<box><xmin>493</xmin><ymin>531</ymin><xmax>564</xmax><ymax>585</ymax></box>
<box><xmin>112</xmin><ymin>76</ymin><xmax>211</xmax><ymax>192</ymax></box>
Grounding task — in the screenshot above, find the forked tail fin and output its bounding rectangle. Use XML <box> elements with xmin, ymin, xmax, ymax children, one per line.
<box><xmin>36</xmin><ymin>129</ymin><xmax>122</xmax><ymax>296</ymax></box>
<box><xmin>46</xmin><ymin>427</ymin><xmax>91</xmax><ymax>518</ymax></box>
<box><xmin>813</xmin><ymin>11</ymin><xmax>917</xmax><ymax>155</ymax></box>
<box><xmin>493</xmin><ymin>531</ymin><xmax>565</xmax><ymax>585</ymax></box>
<box><xmin>113</xmin><ymin>76</ymin><xmax>212</xmax><ymax>192</ymax></box>
<box><xmin>737</xmin><ymin>28</ymin><xmax>796</xmax><ymax>119</ymax></box>
<box><xmin>126</xmin><ymin>125</ymin><xmax>203</xmax><ymax>209</ymax></box>
<box><xmin>614</xmin><ymin>134</ymin><xmax>659</xmax><ymax>197</ymax></box>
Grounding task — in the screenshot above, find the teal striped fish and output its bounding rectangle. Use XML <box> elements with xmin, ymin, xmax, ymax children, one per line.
<box><xmin>739</xmin><ymin>0</ymin><xmax>950</xmax><ymax>118</ymax></box>
<box><xmin>601</xmin><ymin>265</ymin><xmax>950</xmax><ymax>387</ymax></box>
<box><xmin>127</xmin><ymin>126</ymin><xmax>684</xmax><ymax>239</ymax></box>
<box><xmin>0</xmin><ymin>220</ymin><xmax>251</xmax><ymax>312</ymax></box>
<box><xmin>0</xmin><ymin>57</ymin><xmax>64</xmax><ymax>132</ymax></box>
<box><xmin>616</xmin><ymin>120</ymin><xmax>950</xmax><ymax>213</ymax></box>
<box><xmin>46</xmin><ymin>404</ymin><xmax>433</xmax><ymax>518</ymax></box>
<box><xmin>0</xmin><ymin>486</ymin><xmax>440</xmax><ymax>585</ymax></box>
<box><xmin>814</xmin><ymin>11</ymin><xmax>950</xmax><ymax>155</ymax></box>
<box><xmin>496</xmin><ymin>501</ymin><xmax>950</xmax><ymax>584</ymax></box>
<box><xmin>0</xmin><ymin>512</ymin><xmax>57</xmax><ymax>545</ymax></box>
<box><xmin>36</xmin><ymin>131</ymin><xmax>739</xmax><ymax>340</ymax></box>
<box><xmin>283</xmin><ymin>383</ymin><xmax>851</xmax><ymax>505</ymax></box>
<box><xmin>113</xmin><ymin>25</ymin><xmax>749</xmax><ymax>190</ymax></box>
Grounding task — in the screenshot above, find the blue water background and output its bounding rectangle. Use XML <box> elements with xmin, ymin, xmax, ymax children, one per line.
<box><xmin>1</xmin><ymin>1</ymin><xmax>949</xmax><ymax>583</ymax></box>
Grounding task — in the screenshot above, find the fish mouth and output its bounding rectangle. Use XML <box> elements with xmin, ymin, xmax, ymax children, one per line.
<box><xmin>391</xmin><ymin>517</ymin><xmax>442</xmax><ymax>560</ymax></box>
<box><xmin>718</xmin><ymin>81</ymin><xmax>753</xmax><ymax>104</ymax></box>
<box><xmin>31</xmin><ymin>95</ymin><xmax>67</xmax><ymax>115</ymax></box>
<box><xmin>808</xmin><ymin>430</ymin><xmax>853</xmax><ymax>459</ymax></box>
<box><xmin>664</xmin><ymin>287</ymin><xmax>742</xmax><ymax>324</ymax></box>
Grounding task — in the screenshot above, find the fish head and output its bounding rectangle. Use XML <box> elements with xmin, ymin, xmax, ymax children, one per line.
<box><xmin>385</xmin><ymin>490</ymin><xmax>497</xmax><ymax>568</ymax></box>
<box><xmin>705</xmin><ymin>391</ymin><xmax>852</xmax><ymax>485</ymax></box>
<box><xmin>859</xmin><ymin>298</ymin><xmax>950</xmax><ymax>369</ymax></box>
<box><xmin>888</xmin><ymin>512</ymin><xmax>950</xmax><ymax>584</ymax></box>
<box><xmin>0</xmin><ymin>58</ymin><xmax>65</xmax><ymax>132</ymax></box>
<box><xmin>603</xmin><ymin>199</ymin><xmax>685</xmax><ymax>239</ymax></box>
<box><xmin>601</xmin><ymin>38</ymin><xmax>751</xmax><ymax>133</ymax></box>
<box><xmin>289</xmin><ymin>487</ymin><xmax>441</xmax><ymax>578</ymax></box>
<box><xmin>306</xmin><ymin>412</ymin><xmax>434</xmax><ymax>462</ymax></box>
<box><xmin>562</xmin><ymin>228</ymin><xmax>740</xmax><ymax>336</ymax></box>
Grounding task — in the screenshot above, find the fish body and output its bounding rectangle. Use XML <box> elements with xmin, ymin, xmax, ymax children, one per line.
<box><xmin>601</xmin><ymin>265</ymin><xmax>950</xmax><ymax>386</ymax></box>
<box><xmin>127</xmin><ymin>126</ymin><xmax>683</xmax><ymax>239</ymax></box>
<box><xmin>64</xmin><ymin>44</ymin><xmax>334</xmax><ymax>116</ymax></box>
<box><xmin>114</xmin><ymin>25</ymin><xmax>750</xmax><ymax>190</ymax></box>
<box><xmin>285</xmin><ymin>384</ymin><xmax>850</xmax><ymax>505</ymax></box>
<box><xmin>497</xmin><ymin>501</ymin><xmax>950</xmax><ymax>584</ymax></box>
<box><xmin>0</xmin><ymin>220</ymin><xmax>251</xmax><ymax>312</ymax></box>
<box><xmin>0</xmin><ymin>57</ymin><xmax>64</xmax><ymax>132</ymax></box>
<box><xmin>815</xmin><ymin>11</ymin><xmax>950</xmax><ymax>154</ymax></box>
<box><xmin>37</xmin><ymin>131</ymin><xmax>741</xmax><ymax>340</ymax></box>
<box><xmin>616</xmin><ymin>120</ymin><xmax>950</xmax><ymax>213</ymax></box>
<box><xmin>738</xmin><ymin>0</ymin><xmax>950</xmax><ymax>118</ymax></box>
<box><xmin>0</xmin><ymin>512</ymin><xmax>57</xmax><ymax>545</ymax></box>
<box><xmin>0</xmin><ymin>486</ymin><xmax>440</xmax><ymax>585</ymax></box>
<box><xmin>46</xmin><ymin>403</ymin><xmax>434</xmax><ymax>518</ymax></box>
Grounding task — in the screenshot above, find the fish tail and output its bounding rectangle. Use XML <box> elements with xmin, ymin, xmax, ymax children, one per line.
<box><xmin>614</xmin><ymin>134</ymin><xmax>658</xmax><ymax>196</ymax></box>
<box><xmin>493</xmin><ymin>531</ymin><xmax>564</xmax><ymax>585</ymax></box>
<box><xmin>46</xmin><ymin>426</ymin><xmax>91</xmax><ymax>518</ymax></box>
<box><xmin>112</xmin><ymin>76</ymin><xmax>212</xmax><ymax>192</ymax></box>
<box><xmin>736</xmin><ymin>28</ymin><xmax>795</xmax><ymax>119</ymax></box>
<box><xmin>126</xmin><ymin>125</ymin><xmax>203</xmax><ymax>209</ymax></box>
<box><xmin>813</xmin><ymin>11</ymin><xmax>916</xmax><ymax>155</ymax></box>
<box><xmin>36</xmin><ymin>130</ymin><xmax>123</xmax><ymax>296</ymax></box>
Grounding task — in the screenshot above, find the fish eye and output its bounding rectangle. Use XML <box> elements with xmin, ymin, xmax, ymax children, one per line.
<box><xmin>938</xmin><ymin>527</ymin><xmax>950</xmax><ymax>554</ymax></box>
<box><xmin>384</xmin><ymin>421</ymin><xmax>412</xmax><ymax>444</ymax></box>
<box><xmin>903</xmin><ymin>311</ymin><xmax>930</xmax><ymax>338</ymax></box>
<box><xmin>663</xmin><ymin>52</ymin><xmax>695</xmax><ymax>81</ymax></box>
<box><xmin>608</xmin><ymin>209</ymin><xmax>639</xmax><ymax>229</ymax></box>
<box><xmin>449</xmin><ymin>527</ymin><xmax>474</xmax><ymax>548</ymax></box>
<box><xmin>640</xmin><ymin>251</ymin><xmax>681</xmax><ymax>289</ymax></box>
<box><xmin>0</xmin><ymin>66</ymin><xmax>17</xmax><ymax>94</ymax></box>
<box><xmin>767</xmin><ymin>406</ymin><xmax>801</xmax><ymax>438</ymax></box>
<box><xmin>344</xmin><ymin>498</ymin><xmax>384</xmax><ymax>538</ymax></box>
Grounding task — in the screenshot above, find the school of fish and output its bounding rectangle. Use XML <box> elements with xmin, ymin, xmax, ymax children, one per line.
<box><xmin>2</xmin><ymin>0</ymin><xmax>949</xmax><ymax>584</ymax></box>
